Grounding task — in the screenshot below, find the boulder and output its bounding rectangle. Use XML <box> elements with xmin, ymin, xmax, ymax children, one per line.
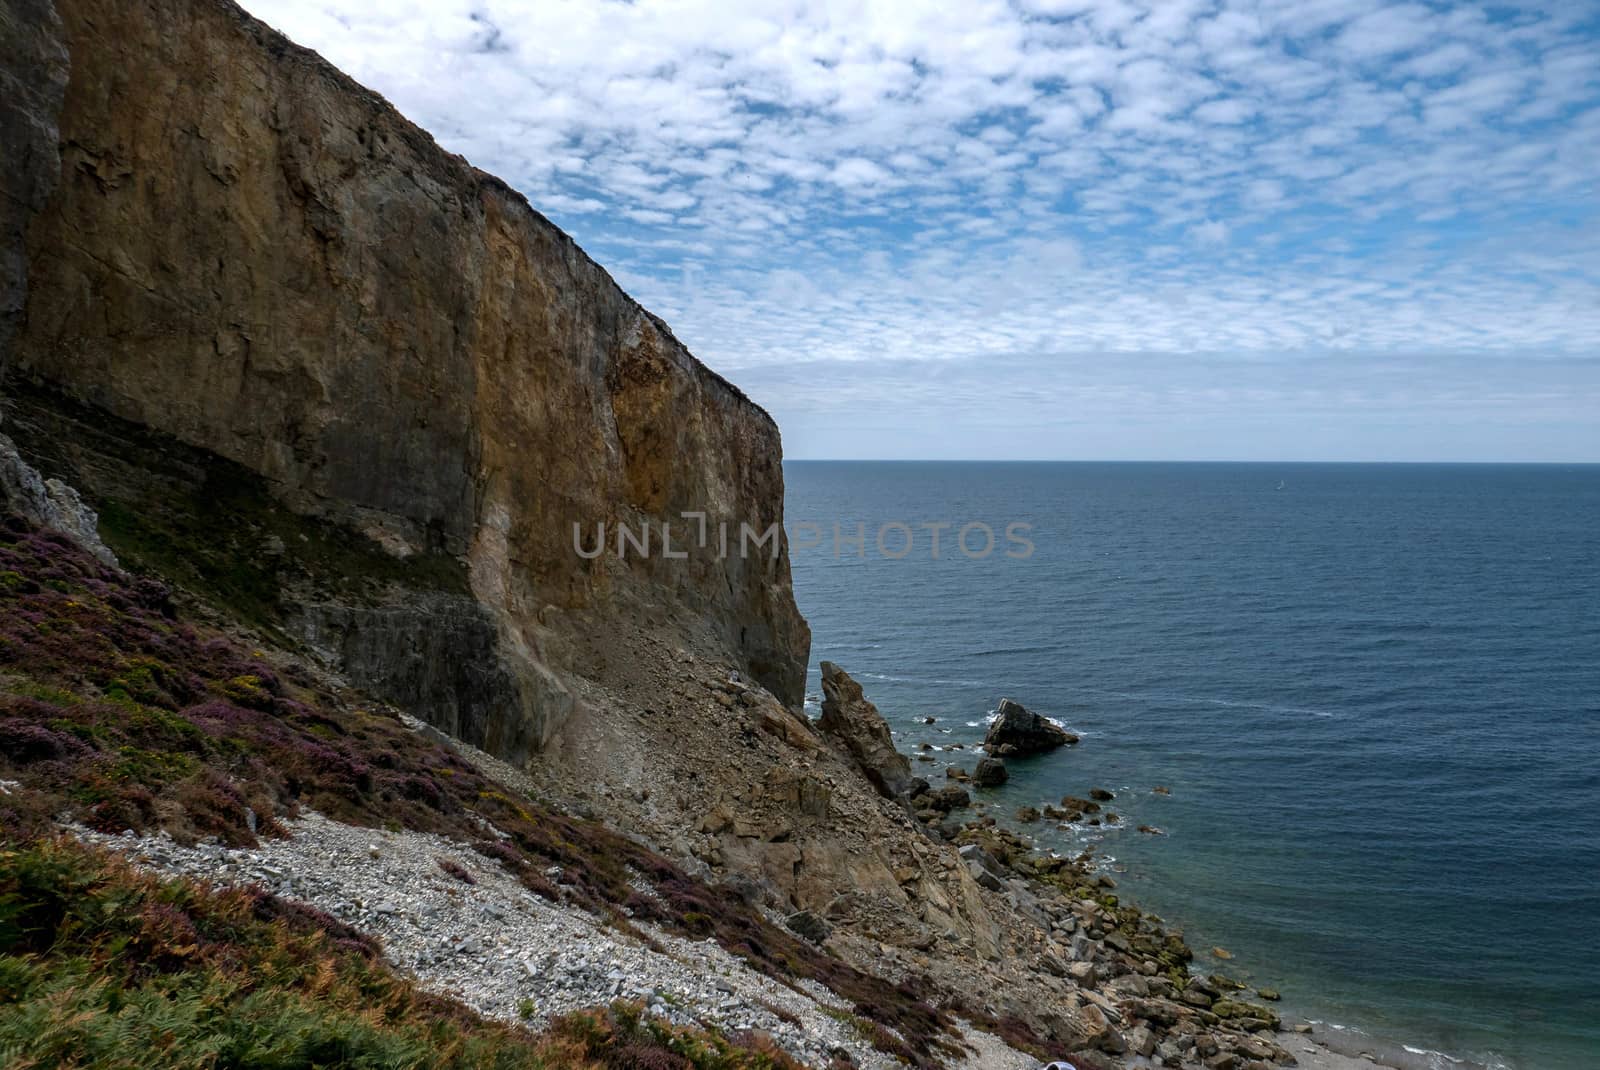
<box><xmin>817</xmin><ymin>662</ymin><xmax>913</xmax><ymax>799</ymax></box>
<box><xmin>983</xmin><ymin>698</ymin><xmax>1077</xmax><ymax>756</ymax></box>
<box><xmin>966</xmin><ymin>861</ymin><xmax>1005</xmax><ymax>892</ymax></box>
<box><xmin>1077</xmin><ymin>1002</ymin><xmax>1126</xmax><ymax>1055</ymax></box>
<box><xmin>927</xmin><ymin>786</ymin><xmax>971</xmax><ymax>812</ymax></box>
<box><xmin>755</xmin><ymin>701</ymin><xmax>819</xmax><ymax>751</ymax></box>
<box><xmin>785</xmin><ymin>910</ymin><xmax>832</xmax><ymax>944</ymax></box>
<box><xmin>1211</xmin><ymin>999</ymin><xmax>1280</xmax><ymax>1029</ymax></box>
<box><xmin>972</xmin><ymin>757</ymin><xmax>1008</xmax><ymax>787</ymax></box>
<box><xmin>958</xmin><ymin>843</ymin><xmax>1002</xmax><ymax>875</ymax></box>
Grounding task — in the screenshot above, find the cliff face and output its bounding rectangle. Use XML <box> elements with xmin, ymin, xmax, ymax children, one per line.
<box><xmin>0</xmin><ymin>0</ymin><xmax>809</xmax><ymax>759</ymax></box>
<box><xmin>0</xmin><ymin>0</ymin><xmax>67</xmax><ymax>362</ymax></box>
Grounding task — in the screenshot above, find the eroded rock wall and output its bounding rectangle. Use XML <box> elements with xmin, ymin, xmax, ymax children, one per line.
<box><xmin>0</xmin><ymin>0</ymin><xmax>68</xmax><ymax>365</ymax></box>
<box><xmin>0</xmin><ymin>0</ymin><xmax>809</xmax><ymax>757</ymax></box>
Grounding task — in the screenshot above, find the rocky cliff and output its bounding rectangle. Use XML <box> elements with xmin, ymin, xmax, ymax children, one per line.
<box><xmin>0</xmin><ymin>0</ymin><xmax>808</xmax><ymax>761</ymax></box>
<box><xmin>0</xmin><ymin>0</ymin><xmax>67</xmax><ymax>362</ymax></box>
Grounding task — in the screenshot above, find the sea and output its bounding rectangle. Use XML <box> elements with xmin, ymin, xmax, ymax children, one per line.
<box><xmin>782</xmin><ymin>461</ymin><xmax>1600</xmax><ymax>1070</ymax></box>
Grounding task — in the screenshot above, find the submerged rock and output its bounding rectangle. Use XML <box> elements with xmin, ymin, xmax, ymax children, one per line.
<box><xmin>982</xmin><ymin>699</ymin><xmax>1077</xmax><ymax>757</ymax></box>
<box><xmin>972</xmin><ymin>757</ymin><xmax>1008</xmax><ymax>787</ymax></box>
<box><xmin>817</xmin><ymin>662</ymin><xmax>914</xmax><ymax>799</ymax></box>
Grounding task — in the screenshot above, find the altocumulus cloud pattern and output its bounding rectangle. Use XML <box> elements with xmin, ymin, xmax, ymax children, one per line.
<box><xmin>244</xmin><ymin>0</ymin><xmax>1599</xmax><ymax>460</ymax></box>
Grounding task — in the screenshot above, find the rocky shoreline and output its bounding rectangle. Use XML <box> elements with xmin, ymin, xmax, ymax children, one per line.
<box><xmin>70</xmin><ymin>699</ymin><xmax>1432</xmax><ymax>1070</ymax></box>
<box><xmin>71</xmin><ymin>679</ymin><xmax>1455</xmax><ymax>1070</ymax></box>
<box><xmin>870</xmin><ymin>692</ymin><xmax>1493</xmax><ymax>1070</ymax></box>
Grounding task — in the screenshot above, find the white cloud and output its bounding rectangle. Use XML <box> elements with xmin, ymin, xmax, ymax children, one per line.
<box><xmin>242</xmin><ymin>0</ymin><xmax>1600</xmax><ymax>459</ymax></box>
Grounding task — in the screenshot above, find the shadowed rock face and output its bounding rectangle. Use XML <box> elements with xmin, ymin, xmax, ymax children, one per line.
<box><xmin>0</xmin><ymin>0</ymin><xmax>809</xmax><ymax>758</ymax></box>
<box><xmin>0</xmin><ymin>0</ymin><xmax>67</xmax><ymax>365</ymax></box>
<box><xmin>817</xmin><ymin>661</ymin><xmax>913</xmax><ymax>799</ymax></box>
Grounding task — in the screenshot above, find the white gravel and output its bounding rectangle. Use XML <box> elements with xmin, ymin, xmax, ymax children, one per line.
<box><xmin>78</xmin><ymin>814</ymin><xmax>1037</xmax><ymax>1069</ymax></box>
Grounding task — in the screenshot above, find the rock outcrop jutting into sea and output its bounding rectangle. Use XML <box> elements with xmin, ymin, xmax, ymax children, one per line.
<box><xmin>818</xmin><ymin>660</ymin><xmax>916</xmax><ymax>799</ymax></box>
<box><xmin>984</xmin><ymin>697</ymin><xmax>1080</xmax><ymax>757</ymax></box>
<box><xmin>0</xmin><ymin>0</ymin><xmax>809</xmax><ymax>762</ymax></box>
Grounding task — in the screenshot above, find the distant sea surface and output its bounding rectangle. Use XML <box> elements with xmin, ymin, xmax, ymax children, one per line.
<box><xmin>782</xmin><ymin>461</ymin><xmax>1600</xmax><ymax>1070</ymax></box>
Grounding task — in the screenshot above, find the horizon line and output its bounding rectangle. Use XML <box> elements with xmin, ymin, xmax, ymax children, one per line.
<box><xmin>782</xmin><ymin>457</ymin><xmax>1600</xmax><ymax>466</ymax></box>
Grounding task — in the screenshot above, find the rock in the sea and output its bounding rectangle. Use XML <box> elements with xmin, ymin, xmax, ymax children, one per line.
<box><xmin>1089</xmin><ymin>787</ymin><xmax>1114</xmax><ymax>801</ymax></box>
<box><xmin>982</xmin><ymin>699</ymin><xmax>1077</xmax><ymax>756</ymax></box>
<box><xmin>817</xmin><ymin>662</ymin><xmax>913</xmax><ymax>799</ymax></box>
<box><xmin>972</xmin><ymin>757</ymin><xmax>1008</xmax><ymax>787</ymax></box>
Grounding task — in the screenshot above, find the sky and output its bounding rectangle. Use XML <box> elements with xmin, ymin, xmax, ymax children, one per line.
<box><xmin>243</xmin><ymin>0</ymin><xmax>1600</xmax><ymax>461</ymax></box>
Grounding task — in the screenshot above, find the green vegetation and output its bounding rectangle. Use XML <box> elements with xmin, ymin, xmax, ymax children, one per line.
<box><xmin>0</xmin><ymin>512</ymin><xmax>971</xmax><ymax>1065</ymax></box>
<box><xmin>0</xmin><ymin>837</ymin><xmax>805</xmax><ymax>1069</ymax></box>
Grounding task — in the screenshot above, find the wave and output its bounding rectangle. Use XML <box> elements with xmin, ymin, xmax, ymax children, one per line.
<box><xmin>1066</xmin><ymin>685</ymin><xmax>1339</xmax><ymax>720</ymax></box>
<box><xmin>1309</xmin><ymin>1019</ymin><xmax>1505</xmax><ymax>1070</ymax></box>
<box><xmin>855</xmin><ymin>670</ymin><xmax>988</xmax><ymax>687</ymax></box>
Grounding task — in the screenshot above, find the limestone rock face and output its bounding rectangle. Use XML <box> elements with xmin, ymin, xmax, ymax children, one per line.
<box><xmin>817</xmin><ymin>661</ymin><xmax>913</xmax><ymax>799</ymax></box>
<box><xmin>983</xmin><ymin>698</ymin><xmax>1078</xmax><ymax>757</ymax></box>
<box><xmin>0</xmin><ymin>0</ymin><xmax>809</xmax><ymax>756</ymax></box>
<box><xmin>0</xmin><ymin>432</ymin><xmax>116</xmax><ymax>565</ymax></box>
<box><xmin>0</xmin><ymin>0</ymin><xmax>68</xmax><ymax>365</ymax></box>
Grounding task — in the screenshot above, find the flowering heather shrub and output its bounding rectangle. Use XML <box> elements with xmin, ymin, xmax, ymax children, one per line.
<box><xmin>438</xmin><ymin>857</ymin><xmax>477</xmax><ymax>884</ymax></box>
<box><xmin>0</xmin><ymin>513</ymin><xmax>971</xmax><ymax>1063</ymax></box>
<box><xmin>0</xmin><ymin>838</ymin><xmax>807</xmax><ymax>1069</ymax></box>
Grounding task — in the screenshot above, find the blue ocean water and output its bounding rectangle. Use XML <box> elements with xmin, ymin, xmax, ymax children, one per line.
<box><xmin>782</xmin><ymin>461</ymin><xmax>1600</xmax><ymax>1070</ymax></box>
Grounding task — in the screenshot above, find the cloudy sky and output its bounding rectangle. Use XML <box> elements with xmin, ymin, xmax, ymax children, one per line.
<box><xmin>246</xmin><ymin>0</ymin><xmax>1598</xmax><ymax>460</ymax></box>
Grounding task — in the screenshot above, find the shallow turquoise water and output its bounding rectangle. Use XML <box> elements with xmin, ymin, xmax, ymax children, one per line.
<box><xmin>783</xmin><ymin>461</ymin><xmax>1600</xmax><ymax>1070</ymax></box>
